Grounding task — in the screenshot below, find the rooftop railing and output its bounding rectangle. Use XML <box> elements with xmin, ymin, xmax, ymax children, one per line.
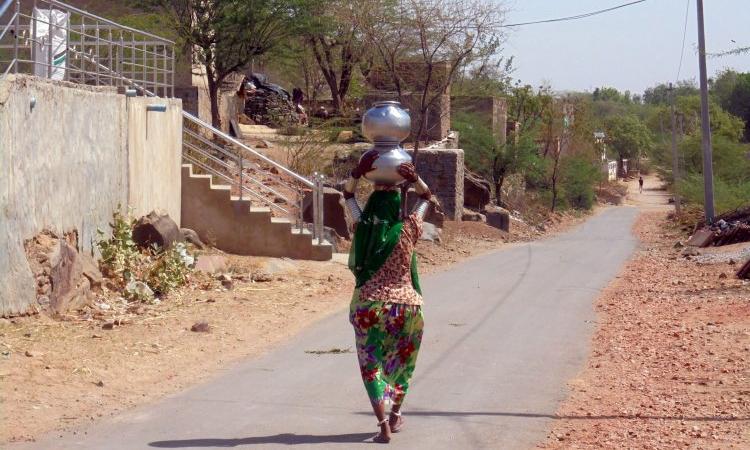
<box><xmin>0</xmin><ymin>0</ymin><xmax>174</xmax><ymax>96</ymax></box>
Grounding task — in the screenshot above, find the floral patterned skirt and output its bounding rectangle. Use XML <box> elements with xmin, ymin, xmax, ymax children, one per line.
<box><xmin>349</xmin><ymin>289</ymin><xmax>424</xmax><ymax>406</ymax></box>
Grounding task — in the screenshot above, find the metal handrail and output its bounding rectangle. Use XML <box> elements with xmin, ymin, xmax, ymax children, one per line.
<box><xmin>183</xmin><ymin>153</ymin><xmax>292</xmax><ymax>216</ymax></box>
<box><xmin>183</xmin><ymin>139</ymin><xmax>294</xmax><ymax>205</ymax></box>
<box><xmin>182</xmin><ymin>112</ymin><xmax>315</xmax><ymax>189</ymax></box>
<box><xmin>46</xmin><ymin>0</ymin><xmax>174</xmax><ymax>45</ymax></box>
<box><xmin>0</xmin><ymin>0</ymin><xmax>13</xmax><ymax>17</ymax></box>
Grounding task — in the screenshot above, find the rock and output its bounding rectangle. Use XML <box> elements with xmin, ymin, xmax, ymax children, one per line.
<box><xmin>254</xmin><ymin>139</ymin><xmax>273</xmax><ymax>149</ymax></box>
<box><xmin>686</xmin><ymin>229</ymin><xmax>715</xmax><ymax>248</ymax></box>
<box><xmin>462</xmin><ymin>210</ymin><xmax>486</xmax><ymax>222</ymax></box>
<box><xmin>132</xmin><ymin>211</ymin><xmax>182</xmax><ymax>250</ymax></box>
<box><xmin>336</xmin><ymin>130</ymin><xmax>354</xmax><ymax>142</ymax></box>
<box><xmin>95</xmin><ymin>380</ymin><xmax>104</xmax><ymax>387</ymax></box>
<box><xmin>464</xmin><ymin>170</ymin><xmax>491</xmax><ymax>210</ymax></box>
<box><xmin>25</xmin><ymin>350</ymin><xmax>41</xmax><ymax>357</ymax></box>
<box><xmin>484</xmin><ymin>205</ymin><xmax>510</xmax><ymax>232</ymax></box>
<box><xmin>218</xmin><ymin>273</ymin><xmax>234</xmax><ymax>290</ymax></box>
<box><xmin>180</xmin><ymin>228</ymin><xmax>205</xmax><ymax>249</ymax></box>
<box><xmin>303</xmin><ymin>188</ymin><xmax>351</xmax><ymax>239</ymax></box>
<box><xmin>406</xmin><ymin>193</ymin><xmax>445</xmax><ymax>228</ymax></box>
<box><xmin>190</xmin><ymin>321</ymin><xmax>210</xmax><ymax>332</ymax></box>
<box><xmin>125</xmin><ymin>280</ymin><xmax>154</xmax><ymax>301</ymax></box>
<box><xmin>48</xmin><ymin>240</ymin><xmax>92</xmax><ymax>314</ymax></box>
<box><xmin>102</xmin><ymin>321</ymin><xmax>115</xmax><ymax>330</ymax></box>
<box><xmin>420</xmin><ymin>222</ymin><xmax>442</xmax><ymax>243</ymax></box>
<box><xmin>251</xmin><ymin>271</ymin><xmax>274</xmax><ymax>282</ymax></box>
<box><xmin>79</xmin><ymin>253</ymin><xmax>103</xmax><ymax>291</ymax></box>
<box><xmin>674</xmin><ymin>241</ymin><xmax>684</xmax><ymax>248</ymax></box>
<box><xmin>194</xmin><ymin>255</ymin><xmax>228</xmax><ymax>274</ymax></box>
<box><xmin>719</xmin><ymin>273</ymin><xmax>728</xmax><ymax>279</ymax></box>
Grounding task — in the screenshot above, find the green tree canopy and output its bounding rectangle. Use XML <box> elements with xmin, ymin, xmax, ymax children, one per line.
<box><xmin>605</xmin><ymin>114</ymin><xmax>653</xmax><ymax>161</ymax></box>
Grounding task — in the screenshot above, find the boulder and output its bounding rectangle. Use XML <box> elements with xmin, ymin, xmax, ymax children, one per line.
<box><xmin>406</xmin><ymin>193</ymin><xmax>445</xmax><ymax>228</ymax></box>
<box><xmin>464</xmin><ymin>170</ymin><xmax>491</xmax><ymax>210</ymax></box>
<box><xmin>303</xmin><ymin>188</ymin><xmax>351</xmax><ymax>239</ymax></box>
<box><xmin>180</xmin><ymin>228</ymin><xmax>205</xmax><ymax>249</ymax></box>
<box><xmin>79</xmin><ymin>253</ymin><xmax>103</xmax><ymax>291</ymax></box>
<box><xmin>48</xmin><ymin>240</ymin><xmax>92</xmax><ymax>314</ymax></box>
<box><xmin>419</xmin><ymin>222</ymin><xmax>442</xmax><ymax>243</ymax></box>
<box><xmin>462</xmin><ymin>210</ymin><xmax>486</xmax><ymax>222</ymax></box>
<box><xmin>484</xmin><ymin>205</ymin><xmax>510</xmax><ymax>232</ymax></box>
<box><xmin>132</xmin><ymin>211</ymin><xmax>182</xmax><ymax>250</ymax></box>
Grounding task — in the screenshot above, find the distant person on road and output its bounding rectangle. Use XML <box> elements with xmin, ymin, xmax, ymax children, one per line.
<box><xmin>343</xmin><ymin>153</ymin><xmax>432</xmax><ymax>444</ymax></box>
<box><xmin>639</xmin><ymin>175</ymin><xmax>644</xmax><ymax>193</ymax></box>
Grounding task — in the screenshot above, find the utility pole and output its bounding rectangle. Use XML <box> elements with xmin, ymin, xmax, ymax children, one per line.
<box><xmin>696</xmin><ymin>0</ymin><xmax>715</xmax><ymax>223</ymax></box>
<box><xmin>669</xmin><ymin>83</ymin><xmax>681</xmax><ymax>215</ymax></box>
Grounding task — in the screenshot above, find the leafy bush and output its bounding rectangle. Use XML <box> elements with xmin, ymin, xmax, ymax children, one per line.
<box><xmin>678</xmin><ymin>174</ymin><xmax>750</xmax><ymax>215</ymax></box>
<box><xmin>146</xmin><ymin>243</ymin><xmax>193</xmax><ymax>295</ymax></box>
<box><xmin>97</xmin><ymin>210</ymin><xmax>141</xmax><ymax>284</ymax></box>
<box><xmin>97</xmin><ymin>209</ymin><xmax>194</xmax><ymax>300</ymax></box>
<box><xmin>560</xmin><ymin>155</ymin><xmax>601</xmax><ymax>210</ymax></box>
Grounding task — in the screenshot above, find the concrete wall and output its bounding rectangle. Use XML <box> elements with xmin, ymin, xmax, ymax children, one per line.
<box><xmin>0</xmin><ymin>75</ymin><xmax>183</xmax><ymax>316</ymax></box>
<box><xmin>127</xmin><ymin>97</ymin><xmax>183</xmax><ymax>221</ymax></box>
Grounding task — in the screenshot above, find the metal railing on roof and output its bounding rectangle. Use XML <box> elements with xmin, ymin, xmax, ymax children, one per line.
<box><xmin>0</xmin><ymin>0</ymin><xmax>174</xmax><ymax>96</ymax></box>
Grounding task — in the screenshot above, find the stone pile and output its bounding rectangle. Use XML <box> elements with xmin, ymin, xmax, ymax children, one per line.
<box><xmin>24</xmin><ymin>230</ymin><xmax>103</xmax><ymax>315</ymax></box>
<box><xmin>244</xmin><ymin>87</ymin><xmax>299</xmax><ymax>128</ymax></box>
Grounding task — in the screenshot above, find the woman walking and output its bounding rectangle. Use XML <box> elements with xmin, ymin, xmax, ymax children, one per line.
<box><xmin>343</xmin><ymin>152</ymin><xmax>432</xmax><ymax>444</ymax></box>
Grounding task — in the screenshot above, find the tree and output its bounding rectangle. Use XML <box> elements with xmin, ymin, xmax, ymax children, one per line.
<box><xmin>363</xmin><ymin>0</ymin><xmax>506</xmax><ymax>215</ymax></box>
<box><xmin>453</xmin><ymin>112</ymin><xmax>542</xmax><ymax>206</ymax></box>
<box><xmin>304</xmin><ymin>0</ymin><xmax>370</xmax><ymax>113</ymax></box>
<box><xmin>605</xmin><ymin>114</ymin><xmax>653</xmax><ymax>172</ymax></box>
<box><xmin>643</xmin><ymin>80</ymin><xmax>698</xmax><ymax>105</ymax></box>
<box><xmin>159</xmin><ymin>0</ymin><xmax>303</xmax><ymax>128</ymax></box>
<box><xmin>724</xmin><ymin>73</ymin><xmax>750</xmax><ymax>142</ymax></box>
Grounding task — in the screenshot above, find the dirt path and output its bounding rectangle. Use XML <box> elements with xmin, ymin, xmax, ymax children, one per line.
<box><xmin>539</xmin><ymin>182</ymin><xmax>750</xmax><ymax>449</ymax></box>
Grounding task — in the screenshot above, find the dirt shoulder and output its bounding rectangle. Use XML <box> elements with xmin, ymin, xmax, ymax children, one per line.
<box><xmin>539</xmin><ymin>210</ymin><xmax>750</xmax><ymax>449</ymax></box>
<box><xmin>0</xmin><ymin>212</ymin><xmax>582</xmax><ymax>444</ymax></box>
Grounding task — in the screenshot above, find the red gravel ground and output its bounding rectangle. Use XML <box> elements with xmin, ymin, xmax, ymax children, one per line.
<box><xmin>540</xmin><ymin>211</ymin><xmax>750</xmax><ymax>449</ymax></box>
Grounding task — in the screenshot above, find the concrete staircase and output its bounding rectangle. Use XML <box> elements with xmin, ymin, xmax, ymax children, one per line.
<box><xmin>181</xmin><ymin>164</ymin><xmax>332</xmax><ymax>261</ymax></box>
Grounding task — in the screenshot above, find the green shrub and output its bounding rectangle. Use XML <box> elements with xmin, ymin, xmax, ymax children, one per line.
<box><xmin>97</xmin><ymin>209</ymin><xmax>194</xmax><ymax>300</ymax></box>
<box><xmin>560</xmin><ymin>156</ymin><xmax>601</xmax><ymax>210</ymax></box>
<box><xmin>678</xmin><ymin>174</ymin><xmax>750</xmax><ymax>214</ymax></box>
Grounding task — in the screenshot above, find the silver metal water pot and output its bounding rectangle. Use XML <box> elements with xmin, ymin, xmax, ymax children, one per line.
<box><xmin>360</xmin><ymin>101</ymin><xmax>412</xmax><ymax>185</ymax></box>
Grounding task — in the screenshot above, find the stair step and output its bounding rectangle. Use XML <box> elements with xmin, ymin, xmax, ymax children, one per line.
<box><xmin>271</xmin><ymin>217</ymin><xmax>291</xmax><ymax>224</ymax></box>
<box><xmin>249</xmin><ymin>206</ymin><xmax>271</xmax><ymax>213</ymax></box>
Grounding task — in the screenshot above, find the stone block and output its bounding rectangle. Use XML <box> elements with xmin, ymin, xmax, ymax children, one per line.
<box><xmin>303</xmin><ymin>187</ymin><xmax>351</xmax><ymax>239</ymax></box>
<box><xmin>485</xmin><ymin>205</ymin><xmax>510</xmax><ymax>232</ymax></box>
<box><xmin>407</xmin><ymin>148</ymin><xmax>464</xmax><ymax>221</ymax></box>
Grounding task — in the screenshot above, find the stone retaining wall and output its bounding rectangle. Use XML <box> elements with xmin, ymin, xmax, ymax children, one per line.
<box><xmin>408</xmin><ymin>148</ymin><xmax>464</xmax><ymax>221</ymax></box>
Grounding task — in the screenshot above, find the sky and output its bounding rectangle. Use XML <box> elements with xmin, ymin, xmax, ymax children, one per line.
<box><xmin>502</xmin><ymin>0</ymin><xmax>750</xmax><ymax>95</ymax></box>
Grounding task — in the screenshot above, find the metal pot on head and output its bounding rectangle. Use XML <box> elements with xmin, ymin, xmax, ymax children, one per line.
<box><xmin>360</xmin><ymin>101</ymin><xmax>412</xmax><ymax>185</ymax></box>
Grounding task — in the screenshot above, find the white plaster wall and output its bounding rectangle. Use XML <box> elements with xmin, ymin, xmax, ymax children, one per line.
<box><xmin>127</xmin><ymin>96</ymin><xmax>183</xmax><ymax>222</ymax></box>
<box><xmin>0</xmin><ymin>75</ymin><xmax>184</xmax><ymax>316</ymax></box>
<box><xmin>0</xmin><ymin>75</ymin><xmax>127</xmax><ymax>315</ymax></box>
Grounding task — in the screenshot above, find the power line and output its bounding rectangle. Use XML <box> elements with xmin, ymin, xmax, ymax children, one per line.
<box><xmin>503</xmin><ymin>0</ymin><xmax>647</xmax><ymax>28</ymax></box>
<box><xmin>675</xmin><ymin>0</ymin><xmax>690</xmax><ymax>81</ymax></box>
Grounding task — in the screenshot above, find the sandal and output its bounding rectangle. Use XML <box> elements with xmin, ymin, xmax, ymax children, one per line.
<box><xmin>389</xmin><ymin>410</ymin><xmax>404</xmax><ymax>433</ymax></box>
<box><xmin>373</xmin><ymin>418</ymin><xmax>391</xmax><ymax>444</ymax></box>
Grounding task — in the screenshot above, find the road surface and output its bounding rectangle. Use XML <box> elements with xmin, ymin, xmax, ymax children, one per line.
<box><xmin>18</xmin><ymin>206</ymin><xmax>639</xmax><ymax>450</ymax></box>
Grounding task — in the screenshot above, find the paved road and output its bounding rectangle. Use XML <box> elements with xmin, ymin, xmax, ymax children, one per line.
<box><xmin>19</xmin><ymin>206</ymin><xmax>639</xmax><ymax>450</ymax></box>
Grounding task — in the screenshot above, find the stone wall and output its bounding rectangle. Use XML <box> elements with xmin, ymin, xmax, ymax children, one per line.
<box><xmin>451</xmin><ymin>96</ymin><xmax>507</xmax><ymax>144</ymax></box>
<box><xmin>0</xmin><ymin>75</ymin><xmax>183</xmax><ymax>316</ymax></box>
<box><xmin>407</xmin><ymin>148</ymin><xmax>464</xmax><ymax>221</ymax></box>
